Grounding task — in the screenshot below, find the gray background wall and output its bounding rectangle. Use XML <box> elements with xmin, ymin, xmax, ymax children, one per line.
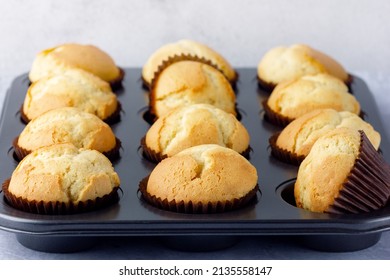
<box><xmin>0</xmin><ymin>0</ymin><xmax>389</xmax><ymax>136</ymax></box>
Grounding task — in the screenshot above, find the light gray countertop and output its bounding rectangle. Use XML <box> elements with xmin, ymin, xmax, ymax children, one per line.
<box><xmin>0</xmin><ymin>0</ymin><xmax>389</xmax><ymax>259</ymax></box>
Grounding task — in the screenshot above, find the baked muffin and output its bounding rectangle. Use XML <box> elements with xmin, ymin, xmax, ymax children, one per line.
<box><xmin>150</xmin><ymin>60</ymin><xmax>236</xmax><ymax>119</ymax></box>
<box><xmin>142</xmin><ymin>39</ymin><xmax>237</xmax><ymax>87</ymax></box>
<box><xmin>29</xmin><ymin>43</ymin><xmax>124</xmax><ymax>88</ymax></box>
<box><xmin>139</xmin><ymin>144</ymin><xmax>258</xmax><ymax>213</ymax></box>
<box><xmin>2</xmin><ymin>143</ymin><xmax>120</xmax><ymax>214</ymax></box>
<box><xmin>270</xmin><ymin>109</ymin><xmax>380</xmax><ymax>165</ymax></box>
<box><xmin>263</xmin><ymin>73</ymin><xmax>360</xmax><ymax>127</ymax></box>
<box><xmin>294</xmin><ymin>128</ymin><xmax>390</xmax><ymax>214</ymax></box>
<box><xmin>22</xmin><ymin>68</ymin><xmax>120</xmax><ymax>123</ymax></box>
<box><xmin>14</xmin><ymin>107</ymin><xmax>120</xmax><ymax>161</ymax></box>
<box><xmin>257</xmin><ymin>44</ymin><xmax>349</xmax><ymax>90</ymax></box>
<box><xmin>142</xmin><ymin>104</ymin><xmax>250</xmax><ymax>162</ymax></box>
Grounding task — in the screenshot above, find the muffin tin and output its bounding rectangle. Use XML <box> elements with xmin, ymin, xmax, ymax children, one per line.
<box><xmin>0</xmin><ymin>68</ymin><xmax>389</xmax><ymax>253</ymax></box>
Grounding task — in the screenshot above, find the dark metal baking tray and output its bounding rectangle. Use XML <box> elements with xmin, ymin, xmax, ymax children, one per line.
<box><xmin>0</xmin><ymin>68</ymin><xmax>389</xmax><ymax>253</ymax></box>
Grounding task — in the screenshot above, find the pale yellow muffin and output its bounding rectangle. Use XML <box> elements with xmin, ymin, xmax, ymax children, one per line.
<box><xmin>146</xmin><ymin>144</ymin><xmax>258</xmax><ymax>206</ymax></box>
<box><xmin>7</xmin><ymin>143</ymin><xmax>120</xmax><ymax>205</ymax></box>
<box><xmin>275</xmin><ymin>109</ymin><xmax>380</xmax><ymax>158</ymax></box>
<box><xmin>266</xmin><ymin>73</ymin><xmax>360</xmax><ymax>123</ymax></box>
<box><xmin>150</xmin><ymin>60</ymin><xmax>236</xmax><ymax>118</ymax></box>
<box><xmin>29</xmin><ymin>43</ymin><xmax>122</xmax><ymax>84</ymax></box>
<box><xmin>295</xmin><ymin>128</ymin><xmax>361</xmax><ymax>212</ymax></box>
<box><xmin>17</xmin><ymin>107</ymin><xmax>117</xmax><ymax>156</ymax></box>
<box><xmin>23</xmin><ymin>68</ymin><xmax>119</xmax><ymax>121</ymax></box>
<box><xmin>142</xmin><ymin>39</ymin><xmax>236</xmax><ymax>86</ymax></box>
<box><xmin>294</xmin><ymin>128</ymin><xmax>390</xmax><ymax>213</ymax></box>
<box><xmin>144</xmin><ymin>104</ymin><xmax>249</xmax><ymax>159</ymax></box>
<box><xmin>258</xmin><ymin>44</ymin><xmax>349</xmax><ymax>89</ymax></box>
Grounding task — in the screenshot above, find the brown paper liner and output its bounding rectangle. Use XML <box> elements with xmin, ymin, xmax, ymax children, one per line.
<box><xmin>20</xmin><ymin>105</ymin><xmax>30</xmax><ymax>124</ymax></box>
<box><xmin>12</xmin><ymin>137</ymin><xmax>29</xmax><ymax>161</ymax></box>
<box><xmin>262</xmin><ymin>99</ymin><xmax>294</xmax><ymax>127</ymax></box>
<box><xmin>2</xmin><ymin>179</ymin><xmax>119</xmax><ymax>215</ymax></box>
<box><xmin>103</xmin><ymin>137</ymin><xmax>122</xmax><ymax>161</ymax></box>
<box><xmin>257</xmin><ymin>77</ymin><xmax>277</xmax><ymax>92</ymax></box>
<box><xmin>109</xmin><ymin>67</ymin><xmax>125</xmax><ymax>90</ymax></box>
<box><xmin>13</xmin><ymin>137</ymin><xmax>121</xmax><ymax>162</ymax></box>
<box><xmin>138</xmin><ymin>176</ymin><xmax>258</xmax><ymax>214</ymax></box>
<box><xmin>103</xmin><ymin>101</ymin><xmax>122</xmax><ymax>125</ymax></box>
<box><xmin>346</xmin><ymin>74</ymin><xmax>353</xmax><ymax>86</ymax></box>
<box><xmin>142</xmin><ymin>109</ymin><xmax>158</xmax><ymax>125</ymax></box>
<box><xmin>269</xmin><ymin>133</ymin><xmax>305</xmax><ymax>165</ymax></box>
<box><xmin>240</xmin><ymin>146</ymin><xmax>251</xmax><ymax>159</ymax></box>
<box><xmin>326</xmin><ymin>130</ymin><xmax>390</xmax><ymax>214</ymax></box>
<box><xmin>140</xmin><ymin>136</ymin><xmax>251</xmax><ymax>163</ymax></box>
<box><xmin>143</xmin><ymin>54</ymin><xmax>238</xmax><ymax>90</ymax></box>
<box><xmin>140</xmin><ymin>137</ymin><xmax>167</xmax><ymax>163</ymax></box>
<box><xmin>20</xmin><ymin>101</ymin><xmax>122</xmax><ymax>125</ymax></box>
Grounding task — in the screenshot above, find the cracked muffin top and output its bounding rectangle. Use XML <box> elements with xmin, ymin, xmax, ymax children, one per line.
<box><xmin>144</xmin><ymin>104</ymin><xmax>249</xmax><ymax>159</ymax></box>
<box><xmin>29</xmin><ymin>43</ymin><xmax>122</xmax><ymax>84</ymax></box>
<box><xmin>17</xmin><ymin>107</ymin><xmax>117</xmax><ymax>155</ymax></box>
<box><xmin>7</xmin><ymin>143</ymin><xmax>120</xmax><ymax>204</ymax></box>
<box><xmin>23</xmin><ymin>68</ymin><xmax>119</xmax><ymax>121</ymax></box>
<box><xmin>142</xmin><ymin>39</ymin><xmax>236</xmax><ymax>86</ymax></box>
<box><xmin>257</xmin><ymin>44</ymin><xmax>349</xmax><ymax>89</ymax></box>
<box><xmin>149</xmin><ymin>60</ymin><xmax>236</xmax><ymax>119</ymax></box>
<box><xmin>146</xmin><ymin>144</ymin><xmax>258</xmax><ymax>204</ymax></box>
<box><xmin>266</xmin><ymin>73</ymin><xmax>360</xmax><ymax>121</ymax></box>
<box><xmin>276</xmin><ymin>109</ymin><xmax>380</xmax><ymax>158</ymax></box>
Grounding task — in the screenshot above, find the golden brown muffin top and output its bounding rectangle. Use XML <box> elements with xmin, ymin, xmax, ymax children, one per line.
<box><xmin>145</xmin><ymin>104</ymin><xmax>249</xmax><ymax>157</ymax></box>
<box><xmin>147</xmin><ymin>144</ymin><xmax>258</xmax><ymax>204</ymax></box>
<box><xmin>8</xmin><ymin>143</ymin><xmax>120</xmax><ymax>203</ymax></box>
<box><xmin>18</xmin><ymin>107</ymin><xmax>117</xmax><ymax>153</ymax></box>
<box><xmin>294</xmin><ymin>128</ymin><xmax>361</xmax><ymax>213</ymax></box>
<box><xmin>258</xmin><ymin>44</ymin><xmax>349</xmax><ymax>87</ymax></box>
<box><xmin>29</xmin><ymin>43</ymin><xmax>121</xmax><ymax>83</ymax></box>
<box><xmin>277</xmin><ymin>109</ymin><xmax>380</xmax><ymax>157</ymax></box>
<box><xmin>142</xmin><ymin>39</ymin><xmax>236</xmax><ymax>85</ymax></box>
<box><xmin>267</xmin><ymin>73</ymin><xmax>360</xmax><ymax>120</ymax></box>
<box><xmin>150</xmin><ymin>60</ymin><xmax>236</xmax><ymax>118</ymax></box>
<box><xmin>23</xmin><ymin>68</ymin><xmax>118</xmax><ymax>121</ymax></box>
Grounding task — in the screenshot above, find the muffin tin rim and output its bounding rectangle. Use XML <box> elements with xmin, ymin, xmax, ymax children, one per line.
<box><xmin>0</xmin><ymin>68</ymin><xmax>389</xmax><ymax>237</ymax></box>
